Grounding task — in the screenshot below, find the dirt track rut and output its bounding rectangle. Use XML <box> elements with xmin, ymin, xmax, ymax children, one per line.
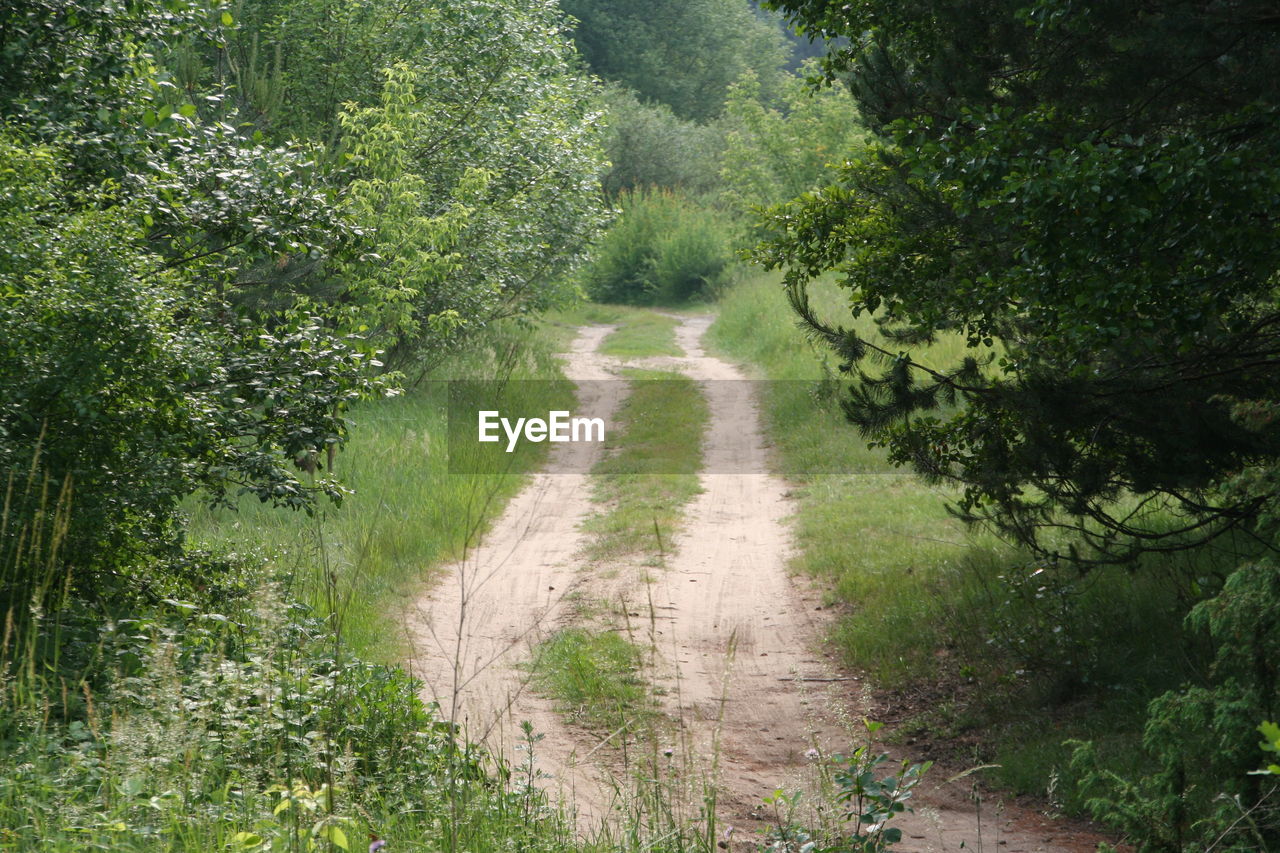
<box><xmin>404</xmin><ymin>315</ymin><xmax>1107</xmax><ymax>852</ymax></box>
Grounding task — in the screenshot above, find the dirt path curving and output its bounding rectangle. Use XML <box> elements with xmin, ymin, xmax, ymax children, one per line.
<box><xmin>404</xmin><ymin>316</ymin><xmax>1110</xmax><ymax>852</ymax></box>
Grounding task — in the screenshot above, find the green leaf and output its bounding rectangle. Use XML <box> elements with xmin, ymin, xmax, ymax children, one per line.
<box><xmin>1259</xmin><ymin>721</ymin><xmax>1280</xmax><ymax>754</ymax></box>
<box><xmin>221</xmin><ymin>10</ymin><xmax>233</xmax><ymax>26</ymax></box>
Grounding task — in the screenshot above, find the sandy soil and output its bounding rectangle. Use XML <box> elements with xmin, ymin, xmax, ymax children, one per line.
<box><xmin>404</xmin><ymin>316</ymin><xmax>1112</xmax><ymax>852</ymax></box>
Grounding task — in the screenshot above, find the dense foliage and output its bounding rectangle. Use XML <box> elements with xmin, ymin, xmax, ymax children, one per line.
<box><xmin>215</xmin><ymin>0</ymin><xmax>609</xmax><ymax>365</ymax></box>
<box><xmin>560</xmin><ymin>0</ymin><xmax>790</xmax><ymax>121</ymax></box>
<box><xmin>759</xmin><ymin>0</ymin><xmax>1280</xmax><ymax>565</ymax></box>
<box><xmin>1</xmin><ymin>10</ymin><xmax>379</xmax><ymax>611</ymax></box>
<box><xmin>1</xmin><ymin>0</ymin><xmax>607</xmax><ymax>847</ymax></box>
<box><xmin>757</xmin><ymin>0</ymin><xmax>1280</xmax><ymax>847</ymax></box>
<box><xmin>599</xmin><ymin>85</ymin><xmax>723</xmax><ymax>196</ymax></box>
<box><xmin>720</xmin><ymin>62</ymin><xmax>866</xmax><ymax>213</ymax></box>
<box><xmin>579</xmin><ymin>189</ymin><xmax>737</xmax><ymax>305</ymax></box>
<box><xmin>0</xmin><ymin>0</ymin><xmax>606</xmax><ymax>604</ymax></box>
<box><xmin>0</xmin><ymin>581</ymin><xmax>573</xmax><ymax>850</ymax></box>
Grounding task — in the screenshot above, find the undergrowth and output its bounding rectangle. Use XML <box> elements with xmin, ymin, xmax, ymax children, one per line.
<box><xmin>0</xmin><ymin>567</ymin><xmax>576</xmax><ymax>851</ymax></box>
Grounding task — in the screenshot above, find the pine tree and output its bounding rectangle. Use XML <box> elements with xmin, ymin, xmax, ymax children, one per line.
<box><xmin>757</xmin><ymin>0</ymin><xmax>1280</xmax><ymax>564</ymax></box>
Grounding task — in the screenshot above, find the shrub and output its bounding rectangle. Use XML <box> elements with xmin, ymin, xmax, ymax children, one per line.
<box><xmin>1070</xmin><ymin>559</ymin><xmax>1280</xmax><ymax>850</ymax></box>
<box><xmin>0</xmin><ymin>581</ymin><xmax>566</xmax><ymax>850</ymax></box>
<box><xmin>580</xmin><ymin>189</ymin><xmax>736</xmax><ymax>305</ymax></box>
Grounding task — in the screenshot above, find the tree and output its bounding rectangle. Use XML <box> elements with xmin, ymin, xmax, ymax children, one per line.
<box><xmin>756</xmin><ymin>0</ymin><xmax>1280</xmax><ymax>565</ymax></box>
<box><xmin>720</xmin><ymin>62</ymin><xmax>867</xmax><ymax>214</ymax></box>
<box><xmin>0</xmin><ymin>131</ymin><xmax>383</xmax><ymax>611</ymax></box>
<box><xmin>208</xmin><ymin>0</ymin><xmax>608</xmax><ymax>367</ymax></box>
<box><xmin>0</xmin><ymin>0</ymin><xmax>385</xmax><ymax>609</ymax></box>
<box><xmin>598</xmin><ymin>85</ymin><xmax>722</xmax><ymax>196</ymax></box>
<box><xmin>560</xmin><ymin>0</ymin><xmax>790</xmax><ymax>121</ymax></box>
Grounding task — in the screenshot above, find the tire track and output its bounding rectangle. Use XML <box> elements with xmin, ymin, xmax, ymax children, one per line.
<box><xmin>404</xmin><ymin>315</ymin><xmax>1109</xmax><ymax>852</ymax></box>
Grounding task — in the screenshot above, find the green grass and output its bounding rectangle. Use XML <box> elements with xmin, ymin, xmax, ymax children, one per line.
<box><xmin>542</xmin><ymin>303</ymin><xmax>684</xmax><ymax>358</ymax></box>
<box><xmin>186</xmin><ymin>320</ymin><xmax>574</xmax><ymax>662</ymax></box>
<box><xmin>529</xmin><ymin>628</ymin><xmax>652</xmax><ymax>733</ymax></box>
<box><xmin>599</xmin><ymin>310</ymin><xmax>681</xmax><ymax>358</ymax></box>
<box><xmin>707</xmin><ymin>271</ymin><xmax>1199</xmax><ymax>811</ymax></box>
<box><xmin>583</xmin><ymin>369</ymin><xmax>708</xmax><ymax>562</ymax></box>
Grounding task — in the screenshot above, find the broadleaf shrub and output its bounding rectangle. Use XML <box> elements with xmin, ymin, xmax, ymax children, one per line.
<box><xmin>1070</xmin><ymin>559</ymin><xmax>1280</xmax><ymax>850</ymax></box>
<box><xmin>0</xmin><ymin>579</ymin><xmax>561</xmax><ymax>850</ymax></box>
<box><xmin>581</xmin><ymin>189</ymin><xmax>736</xmax><ymax>305</ymax></box>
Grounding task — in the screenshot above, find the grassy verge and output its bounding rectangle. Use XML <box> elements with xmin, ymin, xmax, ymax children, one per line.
<box><xmin>708</xmin><ymin>272</ymin><xmax>1197</xmax><ymax>812</ymax></box>
<box><xmin>584</xmin><ymin>369</ymin><xmax>708</xmax><ymax>563</ymax></box>
<box><xmin>186</xmin><ymin>320</ymin><xmax>575</xmax><ymax>661</ymax></box>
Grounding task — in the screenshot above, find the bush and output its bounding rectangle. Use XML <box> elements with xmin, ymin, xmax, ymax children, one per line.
<box><xmin>580</xmin><ymin>189</ymin><xmax>737</xmax><ymax>305</ymax></box>
<box><xmin>1070</xmin><ymin>559</ymin><xmax>1280</xmax><ymax>850</ymax></box>
<box><xmin>0</xmin><ymin>579</ymin><xmax>570</xmax><ymax>850</ymax></box>
<box><xmin>0</xmin><ymin>133</ymin><xmax>383</xmax><ymax>612</ymax></box>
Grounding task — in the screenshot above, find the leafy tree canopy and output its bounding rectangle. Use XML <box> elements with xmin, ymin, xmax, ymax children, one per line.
<box><xmin>720</xmin><ymin>62</ymin><xmax>867</xmax><ymax>213</ymax></box>
<box><xmin>210</xmin><ymin>0</ymin><xmax>608</xmax><ymax>366</ymax></box>
<box><xmin>560</xmin><ymin>0</ymin><xmax>790</xmax><ymax>121</ymax></box>
<box><xmin>757</xmin><ymin>0</ymin><xmax>1280</xmax><ymax>564</ymax></box>
<box><xmin>0</xmin><ymin>0</ymin><xmax>606</xmax><ymax>607</ymax></box>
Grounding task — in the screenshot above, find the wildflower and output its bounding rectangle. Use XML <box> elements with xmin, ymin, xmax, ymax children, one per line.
<box><xmin>804</xmin><ymin>748</ymin><xmax>820</xmax><ymax>761</ymax></box>
<box><xmin>662</xmin><ymin>747</ymin><xmax>674</xmax><ymax>758</ymax></box>
<box><xmin>370</xmin><ymin>840</ymin><xmax>387</xmax><ymax>852</ymax></box>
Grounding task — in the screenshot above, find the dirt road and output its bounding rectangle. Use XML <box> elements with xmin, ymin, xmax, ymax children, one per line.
<box><xmin>404</xmin><ymin>315</ymin><xmax>1107</xmax><ymax>852</ymax></box>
